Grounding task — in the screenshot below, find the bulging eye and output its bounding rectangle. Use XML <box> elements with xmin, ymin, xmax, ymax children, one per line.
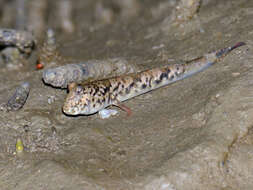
<box><xmin>76</xmin><ymin>86</ymin><xmax>83</xmax><ymax>94</ymax></box>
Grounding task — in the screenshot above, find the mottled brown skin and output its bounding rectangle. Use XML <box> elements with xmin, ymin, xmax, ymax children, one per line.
<box><xmin>63</xmin><ymin>42</ymin><xmax>245</xmax><ymax>116</ymax></box>
<box><xmin>63</xmin><ymin>65</ymin><xmax>184</xmax><ymax>115</ymax></box>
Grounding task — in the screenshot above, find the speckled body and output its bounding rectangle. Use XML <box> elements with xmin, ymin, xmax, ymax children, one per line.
<box><xmin>63</xmin><ymin>42</ymin><xmax>245</xmax><ymax>116</ymax></box>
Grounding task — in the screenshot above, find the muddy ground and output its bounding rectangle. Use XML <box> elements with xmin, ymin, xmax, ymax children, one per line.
<box><xmin>0</xmin><ymin>0</ymin><xmax>253</xmax><ymax>189</ymax></box>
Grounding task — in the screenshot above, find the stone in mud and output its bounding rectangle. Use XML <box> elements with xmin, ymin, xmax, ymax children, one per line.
<box><xmin>7</xmin><ymin>82</ymin><xmax>30</xmax><ymax>111</ymax></box>
<box><xmin>43</xmin><ymin>58</ymin><xmax>138</xmax><ymax>88</ymax></box>
<box><xmin>0</xmin><ymin>29</ymin><xmax>35</xmax><ymax>54</ymax></box>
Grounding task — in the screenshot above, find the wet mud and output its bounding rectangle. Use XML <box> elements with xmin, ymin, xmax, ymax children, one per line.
<box><xmin>0</xmin><ymin>0</ymin><xmax>253</xmax><ymax>189</ymax></box>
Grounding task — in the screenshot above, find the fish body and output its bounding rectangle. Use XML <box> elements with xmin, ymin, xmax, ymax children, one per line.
<box><xmin>63</xmin><ymin>42</ymin><xmax>245</xmax><ymax>116</ymax></box>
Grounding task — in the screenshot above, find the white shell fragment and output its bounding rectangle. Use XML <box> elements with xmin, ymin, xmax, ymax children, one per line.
<box><xmin>98</xmin><ymin>109</ymin><xmax>118</xmax><ymax>119</ymax></box>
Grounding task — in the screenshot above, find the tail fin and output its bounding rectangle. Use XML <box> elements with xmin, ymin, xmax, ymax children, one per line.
<box><xmin>182</xmin><ymin>42</ymin><xmax>246</xmax><ymax>79</ymax></box>
<box><xmin>215</xmin><ymin>42</ymin><xmax>246</xmax><ymax>58</ymax></box>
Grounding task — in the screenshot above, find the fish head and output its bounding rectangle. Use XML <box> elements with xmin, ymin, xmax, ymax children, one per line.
<box><xmin>63</xmin><ymin>84</ymin><xmax>93</xmax><ymax>115</ymax></box>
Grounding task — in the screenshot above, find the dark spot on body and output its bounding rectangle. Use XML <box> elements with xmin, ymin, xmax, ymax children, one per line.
<box><xmin>76</xmin><ymin>86</ymin><xmax>83</xmax><ymax>95</ymax></box>
<box><xmin>149</xmin><ymin>77</ymin><xmax>153</xmax><ymax>87</ymax></box>
<box><xmin>155</xmin><ymin>79</ymin><xmax>161</xmax><ymax>84</ymax></box>
<box><xmin>92</xmin><ymin>86</ymin><xmax>99</xmax><ymax>96</ymax></box>
<box><xmin>170</xmin><ymin>75</ymin><xmax>175</xmax><ymax>80</ymax></box>
<box><xmin>99</xmin><ymin>88</ymin><xmax>104</xmax><ymax>94</ymax></box>
<box><xmin>112</xmin><ymin>94</ymin><xmax>118</xmax><ymax>100</ymax></box>
<box><xmin>108</xmin><ymin>94</ymin><xmax>111</xmax><ymax>103</ymax></box>
<box><xmin>113</xmin><ymin>84</ymin><xmax>119</xmax><ymax>92</ymax></box>
<box><xmin>175</xmin><ymin>71</ymin><xmax>181</xmax><ymax>76</ymax></box>
<box><xmin>142</xmin><ymin>84</ymin><xmax>147</xmax><ymax>89</ymax></box>
<box><xmin>125</xmin><ymin>87</ymin><xmax>130</xmax><ymax>94</ymax></box>
<box><xmin>129</xmin><ymin>82</ymin><xmax>135</xmax><ymax>88</ymax></box>
<box><xmin>121</xmin><ymin>84</ymin><xmax>125</xmax><ymax>88</ymax></box>
<box><xmin>100</xmin><ymin>86</ymin><xmax>110</xmax><ymax>96</ymax></box>
<box><xmin>113</xmin><ymin>85</ymin><xmax>119</xmax><ymax>92</ymax></box>
<box><xmin>134</xmin><ymin>77</ymin><xmax>142</xmax><ymax>83</ymax></box>
<box><xmin>160</xmin><ymin>72</ymin><xmax>168</xmax><ymax>81</ymax></box>
<box><xmin>93</xmin><ymin>104</ymin><xmax>95</xmax><ymax>108</ymax></box>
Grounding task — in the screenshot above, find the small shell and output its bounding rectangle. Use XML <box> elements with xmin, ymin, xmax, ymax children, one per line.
<box><xmin>7</xmin><ymin>82</ymin><xmax>30</xmax><ymax>111</ymax></box>
<box><xmin>98</xmin><ymin>109</ymin><xmax>118</xmax><ymax>119</ymax></box>
<box><xmin>16</xmin><ymin>138</ymin><xmax>24</xmax><ymax>153</ymax></box>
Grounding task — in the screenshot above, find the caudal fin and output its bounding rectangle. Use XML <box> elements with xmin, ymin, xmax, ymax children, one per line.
<box><xmin>216</xmin><ymin>42</ymin><xmax>246</xmax><ymax>58</ymax></box>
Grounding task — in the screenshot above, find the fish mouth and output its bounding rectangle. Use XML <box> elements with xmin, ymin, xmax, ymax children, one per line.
<box><xmin>62</xmin><ymin>103</ymin><xmax>76</xmax><ymax>115</ymax></box>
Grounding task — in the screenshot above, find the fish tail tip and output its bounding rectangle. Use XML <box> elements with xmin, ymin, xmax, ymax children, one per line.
<box><xmin>216</xmin><ymin>41</ymin><xmax>246</xmax><ymax>58</ymax></box>
<box><xmin>232</xmin><ymin>42</ymin><xmax>246</xmax><ymax>49</ymax></box>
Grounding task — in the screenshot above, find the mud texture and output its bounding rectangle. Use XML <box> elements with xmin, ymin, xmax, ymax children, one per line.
<box><xmin>0</xmin><ymin>0</ymin><xmax>253</xmax><ymax>189</ymax></box>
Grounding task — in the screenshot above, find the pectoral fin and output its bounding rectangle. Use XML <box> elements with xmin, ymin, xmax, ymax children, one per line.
<box><xmin>113</xmin><ymin>100</ymin><xmax>132</xmax><ymax>116</ymax></box>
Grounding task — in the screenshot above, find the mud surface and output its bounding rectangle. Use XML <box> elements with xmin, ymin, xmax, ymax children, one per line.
<box><xmin>0</xmin><ymin>0</ymin><xmax>253</xmax><ymax>189</ymax></box>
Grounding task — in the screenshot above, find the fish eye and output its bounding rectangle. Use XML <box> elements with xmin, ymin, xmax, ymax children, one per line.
<box><xmin>76</xmin><ymin>86</ymin><xmax>83</xmax><ymax>94</ymax></box>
